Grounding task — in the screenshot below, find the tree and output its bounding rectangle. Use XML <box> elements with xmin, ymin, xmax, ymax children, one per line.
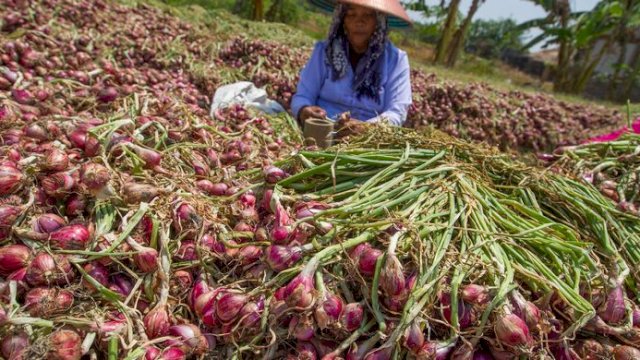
<box><xmin>434</xmin><ymin>0</ymin><xmax>462</xmax><ymax>65</ymax></box>
<box><xmin>416</xmin><ymin>0</ymin><xmax>486</xmax><ymax>67</ymax></box>
<box><xmin>444</xmin><ymin>0</ymin><xmax>486</xmax><ymax>66</ymax></box>
<box><xmin>265</xmin><ymin>0</ymin><xmax>302</xmax><ymax>23</ymax></box>
<box><xmin>404</xmin><ymin>2</ymin><xmax>449</xmax><ymax>44</ymax></box>
<box><xmin>233</xmin><ymin>0</ymin><xmax>302</xmax><ymax>23</ymax></box>
<box><xmin>465</xmin><ymin>19</ymin><xmax>525</xmax><ymax>59</ymax></box>
<box><xmin>252</xmin><ymin>0</ymin><xmax>263</xmax><ymax>20</ymax></box>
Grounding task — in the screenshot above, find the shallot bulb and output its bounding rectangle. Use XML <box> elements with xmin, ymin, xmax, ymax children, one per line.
<box><xmin>0</xmin><ymin>205</ymin><xmax>19</xmax><ymax>240</ymax></box>
<box><xmin>1</xmin><ymin>332</ymin><xmax>29</xmax><ymax>360</ymax></box>
<box><xmin>598</xmin><ymin>283</ymin><xmax>626</xmax><ymax>325</ymax></box>
<box><xmin>216</xmin><ymin>292</ymin><xmax>248</xmax><ymax>323</ymax></box>
<box><xmin>167</xmin><ymin>324</ymin><xmax>208</xmax><ymax>355</ymax></box>
<box><xmin>289</xmin><ymin>314</ymin><xmax>315</xmax><ymax>341</ymax></box>
<box><xmin>283</xmin><ymin>269</ymin><xmax>316</xmax><ymax>309</ymax></box>
<box><xmin>33</xmin><ymin>213</ymin><xmax>66</xmax><ymax>233</ymax></box>
<box><xmin>42</xmin><ymin>148</ymin><xmax>69</xmax><ymax>172</ymax></box>
<box><xmin>25</xmin><ymin>252</ymin><xmax>74</xmax><ymax>286</ymax></box>
<box><xmin>440</xmin><ymin>292</ymin><xmax>474</xmax><ymax>329</ymax></box>
<box><xmin>24</xmin><ymin>123</ymin><xmax>47</xmax><ymax>141</ymax></box>
<box><xmin>613</xmin><ymin>346</ymin><xmax>640</xmax><ymax>360</ymax></box>
<box><xmin>97</xmin><ymin>86</ymin><xmax>118</xmax><ymax>103</ymax></box>
<box><xmin>417</xmin><ymin>340</ymin><xmax>456</xmax><ymax>360</ymax></box>
<box><xmin>172</xmin><ymin>203</ymin><xmax>201</xmax><ymax>238</ymax></box>
<box><xmin>314</xmin><ymin>290</ymin><xmax>344</xmax><ymax>329</ymax></box>
<box><xmin>0</xmin><ymin>166</ymin><xmax>23</xmax><ymax>195</ymax></box>
<box><xmin>403</xmin><ymin>322</ymin><xmax>425</xmax><ymax>353</ymax></box>
<box><xmin>68</xmin><ymin>130</ymin><xmax>87</xmax><ymax>150</ymax></box>
<box><xmin>264</xmin><ymin>166</ymin><xmax>287</xmax><ymax>183</ymax></box>
<box><xmin>122</xmin><ymin>182</ymin><xmax>160</xmax><ymax>204</ymax></box>
<box><xmin>346</xmin><ymin>335</ymin><xmax>380</xmax><ymax>360</ymax></box>
<box><xmin>49</xmin><ymin>224</ymin><xmax>90</xmax><ymax>250</ymax></box>
<box><xmin>380</xmin><ymin>254</ymin><xmax>405</xmax><ymax>297</ymax></box>
<box><xmin>574</xmin><ymin>339</ymin><xmax>606</xmax><ymax>359</ymax></box>
<box><xmin>82</xmin><ymin>262</ymin><xmax>109</xmax><ymax>291</ymax></box>
<box><xmin>11</xmin><ymin>89</ymin><xmax>33</xmax><ymax>105</ymax></box>
<box><xmin>128</xmin><ymin>143</ymin><xmax>162</xmax><ymax>169</ymax></box>
<box><xmin>144</xmin><ymin>305</ymin><xmax>171</xmax><ymax>339</ymax></box>
<box><xmin>195</xmin><ymin>291</ymin><xmax>219</xmax><ymax>328</ymax></box>
<box><xmin>0</xmin><ymin>244</ymin><xmax>30</xmax><ymax>276</ymax></box>
<box><xmin>364</xmin><ymin>347</ymin><xmax>392</xmax><ymax>360</ymax></box>
<box><xmin>632</xmin><ymin>307</ymin><xmax>640</xmax><ymax>328</ymax></box>
<box><xmin>357</xmin><ymin>245</ymin><xmax>382</xmax><ymax>277</ymax></box>
<box><xmin>110</xmin><ymin>275</ymin><xmax>134</xmax><ymax>297</ymax></box>
<box><xmin>48</xmin><ymin>329</ymin><xmax>82</xmax><ymax>360</ymax></box>
<box><xmin>65</xmin><ymin>194</ymin><xmax>86</xmax><ymax>216</ymax></box>
<box><xmin>462</xmin><ymin>284</ymin><xmax>490</xmax><ymax>305</ymax></box>
<box><xmin>265</xmin><ymin>245</ymin><xmax>303</xmax><ymax>272</ymax></box>
<box><xmin>41</xmin><ymin>172</ymin><xmax>75</xmax><ymax>199</ymax></box>
<box><xmin>294</xmin><ymin>342</ymin><xmax>318</xmax><ymax>360</ymax></box>
<box><xmin>495</xmin><ymin>313</ymin><xmax>531</xmax><ymax>347</ymax></box>
<box><xmin>238</xmin><ymin>300</ymin><xmax>263</xmax><ymax>330</ymax></box>
<box><xmin>80</xmin><ymin>162</ymin><xmax>110</xmax><ymax>191</ymax></box>
<box><xmin>24</xmin><ymin>287</ymin><xmax>74</xmax><ymax>316</ymax></box>
<box><xmin>196</xmin><ymin>180</ymin><xmax>227</xmax><ymax>196</ymax></box>
<box><xmin>511</xmin><ymin>291</ymin><xmax>541</xmax><ymax>330</ymax></box>
<box><xmin>145</xmin><ymin>347</ymin><xmax>161</xmax><ymax>360</ymax></box>
<box><xmin>342</xmin><ymin>303</ymin><xmax>364</xmax><ymax>332</ymax></box>
<box><xmin>157</xmin><ymin>347</ymin><xmax>186</xmax><ymax>360</ymax></box>
<box><xmin>133</xmin><ymin>245</ymin><xmax>159</xmax><ymax>273</ymax></box>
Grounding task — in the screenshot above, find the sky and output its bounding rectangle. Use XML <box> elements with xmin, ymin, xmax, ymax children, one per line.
<box><xmin>406</xmin><ymin>0</ymin><xmax>602</xmax><ymax>51</ymax></box>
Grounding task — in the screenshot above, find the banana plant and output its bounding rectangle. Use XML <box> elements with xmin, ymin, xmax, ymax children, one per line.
<box><xmin>518</xmin><ymin>0</ymin><xmax>627</xmax><ymax>94</ymax></box>
<box><xmin>607</xmin><ymin>0</ymin><xmax>640</xmax><ymax>101</ymax></box>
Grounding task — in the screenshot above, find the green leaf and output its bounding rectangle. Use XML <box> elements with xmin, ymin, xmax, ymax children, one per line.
<box><xmin>520</xmin><ymin>31</ymin><xmax>551</xmax><ymax>52</ymax></box>
<box><xmin>88</xmin><ymin>203</ymin><xmax>149</xmax><ymax>261</ymax></box>
<box><xmin>523</xmin><ymin>0</ymin><xmax>556</xmax><ymax>13</ymax></box>
<box><xmin>516</xmin><ymin>17</ymin><xmax>553</xmax><ymax>32</ymax></box>
<box><xmin>605</xmin><ymin>2</ymin><xmax>624</xmax><ymax>18</ymax></box>
<box><xmin>75</xmin><ymin>263</ymin><xmax>122</xmax><ymax>303</ymax></box>
<box><xmin>628</xmin><ymin>14</ymin><xmax>640</xmax><ymax>28</ymax></box>
<box><xmin>95</xmin><ymin>202</ymin><xmax>117</xmax><ymax>239</ymax></box>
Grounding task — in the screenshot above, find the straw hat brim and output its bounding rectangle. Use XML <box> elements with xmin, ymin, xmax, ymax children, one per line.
<box><xmin>309</xmin><ymin>0</ymin><xmax>413</xmax><ymax>28</ymax></box>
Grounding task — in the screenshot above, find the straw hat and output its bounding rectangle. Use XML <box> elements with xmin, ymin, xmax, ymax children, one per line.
<box><xmin>309</xmin><ymin>0</ymin><xmax>413</xmax><ymax>28</ymax></box>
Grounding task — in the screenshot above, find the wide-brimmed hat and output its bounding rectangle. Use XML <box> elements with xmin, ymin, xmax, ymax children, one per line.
<box><xmin>309</xmin><ymin>0</ymin><xmax>413</xmax><ymax>28</ymax></box>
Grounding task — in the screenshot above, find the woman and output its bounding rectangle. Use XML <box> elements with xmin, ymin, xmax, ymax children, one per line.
<box><xmin>291</xmin><ymin>0</ymin><xmax>413</xmax><ymax>133</ymax></box>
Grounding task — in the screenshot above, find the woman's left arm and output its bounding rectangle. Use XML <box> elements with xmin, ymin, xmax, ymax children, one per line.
<box><xmin>368</xmin><ymin>51</ymin><xmax>412</xmax><ymax>127</ymax></box>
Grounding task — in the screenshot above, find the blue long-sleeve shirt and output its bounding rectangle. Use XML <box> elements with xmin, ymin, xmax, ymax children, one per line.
<box><xmin>291</xmin><ymin>41</ymin><xmax>412</xmax><ymax>127</ymax></box>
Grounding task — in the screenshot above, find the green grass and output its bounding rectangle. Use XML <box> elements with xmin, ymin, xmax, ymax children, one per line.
<box><xmin>142</xmin><ymin>0</ymin><xmax>314</xmax><ymax>47</ymax></box>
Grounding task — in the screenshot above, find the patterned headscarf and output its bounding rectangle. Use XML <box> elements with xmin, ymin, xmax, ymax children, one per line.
<box><xmin>325</xmin><ymin>4</ymin><xmax>389</xmax><ymax>102</ymax></box>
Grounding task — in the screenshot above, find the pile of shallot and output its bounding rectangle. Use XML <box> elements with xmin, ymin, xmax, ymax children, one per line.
<box><xmin>0</xmin><ymin>0</ymin><xmax>300</xmax><ymax>358</ymax></box>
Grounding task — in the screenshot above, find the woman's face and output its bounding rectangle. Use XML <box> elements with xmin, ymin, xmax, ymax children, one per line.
<box><xmin>343</xmin><ymin>5</ymin><xmax>377</xmax><ymax>54</ymax></box>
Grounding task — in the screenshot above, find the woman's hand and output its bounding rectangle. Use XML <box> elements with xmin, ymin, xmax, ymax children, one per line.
<box><xmin>337</xmin><ymin>114</ymin><xmax>367</xmax><ymax>138</ymax></box>
<box><xmin>299</xmin><ymin>106</ymin><xmax>327</xmax><ymax>124</ymax></box>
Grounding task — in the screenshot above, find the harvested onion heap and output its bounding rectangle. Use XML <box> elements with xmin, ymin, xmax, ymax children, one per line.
<box><xmin>195</xmin><ymin>134</ymin><xmax>639</xmax><ymax>359</ymax></box>
<box><xmin>0</xmin><ymin>1</ymin><xmax>300</xmax><ymax>358</ymax></box>
<box><xmin>541</xmin><ymin>132</ymin><xmax>640</xmax><ymax>217</ymax></box>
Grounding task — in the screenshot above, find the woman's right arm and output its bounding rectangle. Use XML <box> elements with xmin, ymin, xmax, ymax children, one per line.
<box><xmin>291</xmin><ymin>42</ymin><xmax>327</xmax><ymax>121</ymax></box>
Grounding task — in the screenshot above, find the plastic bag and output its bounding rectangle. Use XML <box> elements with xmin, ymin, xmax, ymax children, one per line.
<box><xmin>584</xmin><ymin>118</ymin><xmax>640</xmax><ymax>143</ymax></box>
<box><xmin>209</xmin><ymin>81</ymin><xmax>286</xmax><ymax>117</ymax></box>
